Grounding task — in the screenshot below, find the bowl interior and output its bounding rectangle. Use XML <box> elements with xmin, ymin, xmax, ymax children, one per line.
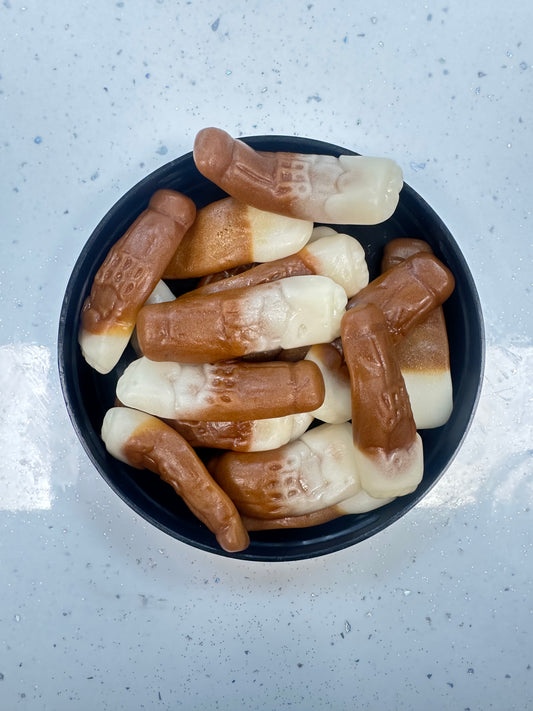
<box><xmin>58</xmin><ymin>136</ymin><xmax>485</xmax><ymax>561</ymax></box>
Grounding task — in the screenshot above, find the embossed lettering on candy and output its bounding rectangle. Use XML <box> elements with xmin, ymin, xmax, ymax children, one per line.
<box><xmin>136</xmin><ymin>274</ymin><xmax>348</xmax><ymax>363</ymax></box>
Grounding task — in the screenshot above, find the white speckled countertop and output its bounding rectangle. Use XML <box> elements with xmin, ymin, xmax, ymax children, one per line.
<box><xmin>1</xmin><ymin>1</ymin><xmax>532</xmax><ymax>709</ymax></box>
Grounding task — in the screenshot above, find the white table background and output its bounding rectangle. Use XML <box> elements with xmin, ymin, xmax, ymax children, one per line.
<box><xmin>1</xmin><ymin>1</ymin><xmax>532</xmax><ymax>709</ymax></box>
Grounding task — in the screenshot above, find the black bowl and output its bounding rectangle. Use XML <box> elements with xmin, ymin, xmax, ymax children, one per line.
<box><xmin>58</xmin><ymin>136</ymin><xmax>485</xmax><ymax>561</ymax></box>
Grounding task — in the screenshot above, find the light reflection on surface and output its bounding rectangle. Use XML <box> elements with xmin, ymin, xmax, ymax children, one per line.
<box><xmin>0</xmin><ymin>343</ymin><xmax>52</xmax><ymax>510</ymax></box>
<box><xmin>0</xmin><ymin>342</ymin><xmax>530</xmax><ymax>514</ymax></box>
<box><xmin>419</xmin><ymin>342</ymin><xmax>533</xmax><ymax>510</ymax></box>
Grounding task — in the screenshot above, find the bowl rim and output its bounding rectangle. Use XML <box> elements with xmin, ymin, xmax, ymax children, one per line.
<box><xmin>58</xmin><ymin>134</ymin><xmax>485</xmax><ymax>561</ymax></box>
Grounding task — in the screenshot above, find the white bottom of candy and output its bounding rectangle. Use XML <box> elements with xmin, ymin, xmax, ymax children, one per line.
<box><xmin>355</xmin><ymin>434</ymin><xmax>424</xmax><ymax>499</ymax></box>
<box><xmin>403</xmin><ymin>369</ymin><xmax>453</xmax><ymax>429</ymax></box>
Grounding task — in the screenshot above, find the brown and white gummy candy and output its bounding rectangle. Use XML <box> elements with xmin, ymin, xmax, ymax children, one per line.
<box><xmin>79</xmin><ymin>189</ymin><xmax>196</xmax><ymax>374</ymax></box>
<box><xmin>341</xmin><ymin>303</ymin><xmax>424</xmax><ymax>499</ymax></box>
<box><xmin>242</xmin><ymin>489</ymin><xmax>395</xmax><ymax>531</ymax></box>
<box><xmin>163</xmin><ymin>195</ymin><xmax>313</xmax><ymax>278</ymax></box>
<box><xmin>136</xmin><ymin>274</ymin><xmax>347</xmax><ymax>363</ymax></box>
<box><xmin>116</xmin><ymin>356</ymin><xmax>325</xmax><ymax>422</ymax></box>
<box><xmin>193</xmin><ymin>127</ymin><xmax>404</xmax><ymax>225</ymax></box>
<box><xmin>209</xmin><ymin>422</ymin><xmax>363</xmax><ymax>520</ymax></box>
<box><xmin>101</xmin><ymin>407</ymin><xmax>249</xmax><ymax>552</ymax></box>
<box><xmin>381</xmin><ymin>238</ymin><xmax>453</xmax><ymax>429</ymax></box>
<box><xmin>169</xmin><ymin>412</ymin><xmax>314</xmax><ymax>452</ymax></box>
<box><xmin>346</xmin><ymin>251</ymin><xmax>455</xmax><ymax>344</ymax></box>
<box><xmin>188</xmin><ymin>230</ymin><xmax>369</xmax><ymax>300</ymax></box>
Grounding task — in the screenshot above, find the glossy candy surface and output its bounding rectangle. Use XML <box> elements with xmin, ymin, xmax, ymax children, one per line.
<box><xmin>117</xmin><ymin>356</ymin><xmax>325</xmax><ymax>422</ymax></box>
<box><xmin>58</xmin><ymin>135</ymin><xmax>484</xmax><ymax>561</ymax></box>
<box><xmin>381</xmin><ymin>238</ymin><xmax>453</xmax><ymax>429</ymax></box>
<box><xmin>101</xmin><ymin>407</ymin><xmax>249</xmax><ymax>552</ymax></box>
<box><xmin>193</xmin><ymin>128</ymin><xmax>404</xmax><ymax>225</ymax></box>
<box><xmin>78</xmin><ymin>190</ymin><xmax>195</xmax><ymax>374</ymax></box>
<box><xmin>136</xmin><ymin>274</ymin><xmax>347</xmax><ymax>363</ymax></box>
<box><xmin>163</xmin><ymin>196</ymin><xmax>313</xmax><ymax>278</ymax></box>
<box><xmin>341</xmin><ymin>303</ymin><xmax>424</xmax><ymax>498</ymax></box>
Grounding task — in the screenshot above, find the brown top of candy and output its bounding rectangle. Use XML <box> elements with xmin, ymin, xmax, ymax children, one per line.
<box><xmin>123</xmin><ymin>417</ymin><xmax>249</xmax><ymax>552</ymax></box>
<box><xmin>164</xmin><ymin>197</ymin><xmax>254</xmax><ymax>279</ymax></box>
<box><xmin>81</xmin><ymin>189</ymin><xmax>195</xmax><ymax>336</ymax></box>
<box><xmin>381</xmin><ymin>238</ymin><xmax>451</xmax><ymax>372</ymax></box>
<box><xmin>346</xmin><ymin>252</ymin><xmax>455</xmax><ymax>344</ymax></box>
<box><xmin>341</xmin><ymin>302</ymin><xmax>417</xmax><ymax>454</ymax></box>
